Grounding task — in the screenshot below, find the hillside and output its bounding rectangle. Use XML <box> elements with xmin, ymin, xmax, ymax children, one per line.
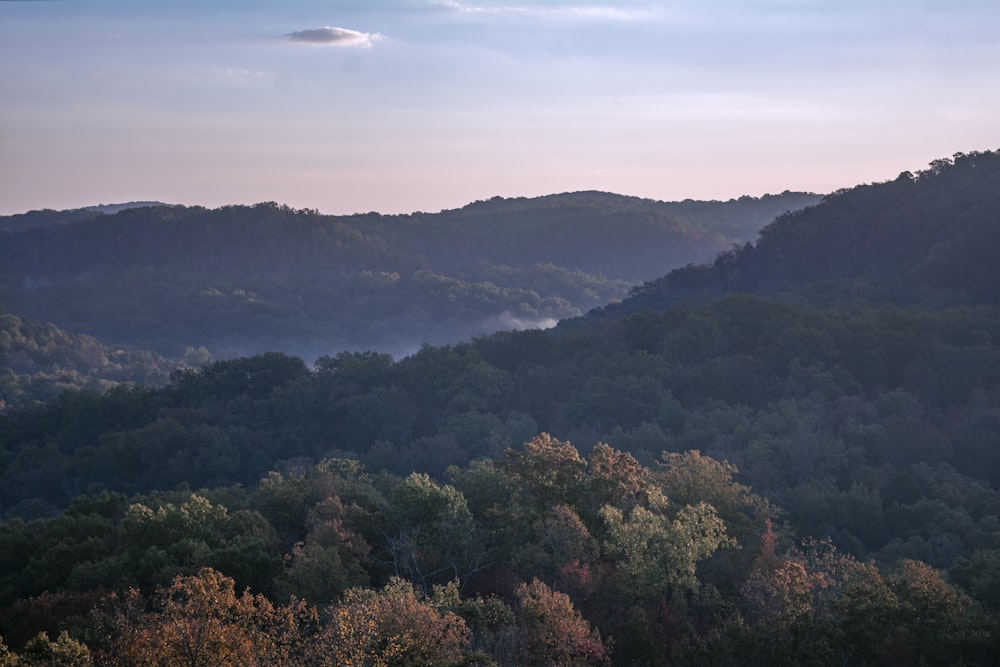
<box><xmin>0</xmin><ymin>312</ymin><xmax>177</xmax><ymax>409</ymax></box>
<box><xmin>610</xmin><ymin>150</ymin><xmax>1000</xmax><ymax>315</ymax></box>
<box><xmin>0</xmin><ymin>192</ymin><xmax>817</xmax><ymax>359</ymax></box>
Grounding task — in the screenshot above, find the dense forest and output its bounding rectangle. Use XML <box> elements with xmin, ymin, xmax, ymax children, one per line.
<box><xmin>1</xmin><ymin>153</ymin><xmax>999</xmax><ymax>664</ymax></box>
<box><xmin>0</xmin><ymin>191</ymin><xmax>816</xmax><ymax>359</ymax></box>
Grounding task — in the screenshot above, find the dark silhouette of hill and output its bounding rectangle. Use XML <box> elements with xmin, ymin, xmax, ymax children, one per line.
<box><xmin>0</xmin><ymin>201</ymin><xmax>171</xmax><ymax>233</ymax></box>
<box><xmin>0</xmin><ymin>192</ymin><xmax>815</xmax><ymax>358</ymax></box>
<box><xmin>607</xmin><ymin>150</ymin><xmax>1000</xmax><ymax>315</ymax></box>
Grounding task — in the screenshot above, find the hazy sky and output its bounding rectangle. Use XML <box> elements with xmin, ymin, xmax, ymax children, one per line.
<box><xmin>1</xmin><ymin>0</ymin><xmax>998</xmax><ymax>215</ymax></box>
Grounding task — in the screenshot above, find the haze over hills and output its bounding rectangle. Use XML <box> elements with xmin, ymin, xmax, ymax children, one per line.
<box><xmin>0</xmin><ymin>190</ymin><xmax>817</xmax><ymax>360</ymax></box>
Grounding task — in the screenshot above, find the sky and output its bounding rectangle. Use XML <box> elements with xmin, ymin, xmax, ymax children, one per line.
<box><xmin>1</xmin><ymin>0</ymin><xmax>998</xmax><ymax>216</ymax></box>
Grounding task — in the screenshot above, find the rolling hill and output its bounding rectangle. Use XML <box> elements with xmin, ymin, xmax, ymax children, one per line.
<box><xmin>0</xmin><ymin>191</ymin><xmax>817</xmax><ymax>359</ymax></box>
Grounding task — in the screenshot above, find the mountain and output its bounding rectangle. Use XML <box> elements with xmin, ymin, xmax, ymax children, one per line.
<box><xmin>0</xmin><ymin>191</ymin><xmax>816</xmax><ymax>359</ymax></box>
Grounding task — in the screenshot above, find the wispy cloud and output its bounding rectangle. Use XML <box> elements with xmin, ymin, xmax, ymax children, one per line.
<box><xmin>432</xmin><ymin>0</ymin><xmax>647</xmax><ymax>20</ymax></box>
<box><xmin>286</xmin><ymin>26</ymin><xmax>382</xmax><ymax>48</ymax></box>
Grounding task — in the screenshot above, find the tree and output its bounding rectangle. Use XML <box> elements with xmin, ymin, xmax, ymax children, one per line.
<box><xmin>950</xmin><ymin>548</ymin><xmax>1000</xmax><ymax>610</ymax></box>
<box><xmin>657</xmin><ymin>449</ymin><xmax>774</xmax><ymax>544</ymax></box>
<box><xmin>274</xmin><ymin>495</ymin><xmax>371</xmax><ymax>603</ymax></box>
<box><xmin>384</xmin><ymin>474</ymin><xmax>486</xmax><ymax>593</ymax></box>
<box><xmin>0</xmin><ymin>636</ymin><xmax>14</xmax><ymax>667</ymax></box>
<box><xmin>742</xmin><ymin>531</ymin><xmax>897</xmax><ymax>665</ymax></box>
<box><xmin>502</xmin><ymin>434</ymin><xmax>586</xmax><ymax>506</ymax></box>
<box><xmin>318</xmin><ymin>577</ymin><xmax>469</xmax><ymax>667</ymax></box>
<box><xmin>514</xmin><ymin>578</ymin><xmax>609</xmax><ymax>666</ymax></box>
<box><xmin>599</xmin><ymin>501</ymin><xmax>731</xmax><ymax>599</ymax></box>
<box><xmin>18</xmin><ymin>631</ymin><xmax>92</xmax><ymax>666</ymax></box>
<box><xmin>107</xmin><ymin>568</ymin><xmax>316</xmax><ymax>667</ymax></box>
<box><xmin>891</xmin><ymin>559</ymin><xmax>973</xmax><ymax>666</ymax></box>
<box><xmin>583</xmin><ymin>443</ymin><xmax>648</xmax><ymax>511</ymax></box>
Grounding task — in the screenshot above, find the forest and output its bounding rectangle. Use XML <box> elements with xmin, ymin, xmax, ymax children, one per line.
<box><xmin>0</xmin><ymin>191</ymin><xmax>816</xmax><ymax>361</ymax></box>
<box><xmin>0</xmin><ymin>153</ymin><xmax>998</xmax><ymax>664</ymax></box>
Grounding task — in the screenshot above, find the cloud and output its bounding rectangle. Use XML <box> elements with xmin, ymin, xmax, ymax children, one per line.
<box><xmin>431</xmin><ymin>0</ymin><xmax>647</xmax><ymax>20</ymax></box>
<box><xmin>286</xmin><ymin>27</ymin><xmax>381</xmax><ymax>48</ymax></box>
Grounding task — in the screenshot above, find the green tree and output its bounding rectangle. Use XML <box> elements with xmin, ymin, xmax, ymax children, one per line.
<box><xmin>384</xmin><ymin>474</ymin><xmax>486</xmax><ymax>593</ymax></box>
<box><xmin>892</xmin><ymin>559</ymin><xmax>974</xmax><ymax>666</ymax></box>
<box><xmin>18</xmin><ymin>631</ymin><xmax>91</xmax><ymax>667</ymax></box>
<box><xmin>600</xmin><ymin>501</ymin><xmax>731</xmax><ymax>598</ymax></box>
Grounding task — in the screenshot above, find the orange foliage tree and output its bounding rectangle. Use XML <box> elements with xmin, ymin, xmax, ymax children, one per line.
<box><xmin>106</xmin><ymin>568</ymin><xmax>317</xmax><ymax>667</ymax></box>
<box><xmin>317</xmin><ymin>577</ymin><xmax>470</xmax><ymax>667</ymax></box>
<box><xmin>515</xmin><ymin>578</ymin><xmax>610</xmax><ymax>666</ymax></box>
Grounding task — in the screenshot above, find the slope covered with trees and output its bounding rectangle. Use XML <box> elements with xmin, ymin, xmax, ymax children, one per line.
<box><xmin>614</xmin><ymin>150</ymin><xmax>1000</xmax><ymax>314</ymax></box>
<box><xmin>0</xmin><ymin>192</ymin><xmax>816</xmax><ymax>359</ymax></box>
<box><xmin>0</xmin><ymin>312</ymin><xmax>176</xmax><ymax>410</ymax></box>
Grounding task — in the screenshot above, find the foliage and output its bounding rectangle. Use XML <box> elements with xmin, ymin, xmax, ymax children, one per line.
<box><xmin>105</xmin><ymin>568</ymin><xmax>317</xmax><ymax>667</ymax></box>
<box><xmin>0</xmin><ymin>439</ymin><xmax>997</xmax><ymax>664</ymax></box>
<box><xmin>0</xmin><ymin>312</ymin><xmax>174</xmax><ymax>410</ymax></box>
<box><xmin>514</xmin><ymin>578</ymin><xmax>609</xmax><ymax>666</ymax></box>
<box><xmin>320</xmin><ymin>577</ymin><xmax>470</xmax><ymax>667</ymax></box>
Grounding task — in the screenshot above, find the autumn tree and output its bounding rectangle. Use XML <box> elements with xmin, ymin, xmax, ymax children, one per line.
<box><xmin>317</xmin><ymin>577</ymin><xmax>469</xmax><ymax>667</ymax></box>
<box><xmin>274</xmin><ymin>495</ymin><xmax>371</xmax><ymax>604</ymax></box>
<box><xmin>656</xmin><ymin>449</ymin><xmax>774</xmax><ymax>545</ymax></box>
<box><xmin>742</xmin><ymin>531</ymin><xmax>897</xmax><ymax>664</ymax></box>
<box><xmin>107</xmin><ymin>568</ymin><xmax>317</xmax><ymax>667</ymax></box>
<box><xmin>582</xmin><ymin>443</ymin><xmax>648</xmax><ymax>514</ymax></box>
<box><xmin>502</xmin><ymin>434</ymin><xmax>586</xmax><ymax>506</ymax></box>
<box><xmin>515</xmin><ymin>578</ymin><xmax>609</xmax><ymax>667</ymax></box>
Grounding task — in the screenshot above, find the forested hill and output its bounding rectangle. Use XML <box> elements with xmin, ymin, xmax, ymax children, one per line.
<box><xmin>0</xmin><ymin>191</ymin><xmax>815</xmax><ymax>358</ymax></box>
<box><xmin>407</xmin><ymin>190</ymin><xmax>820</xmax><ymax>279</ymax></box>
<box><xmin>0</xmin><ymin>201</ymin><xmax>170</xmax><ymax>233</ymax></box>
<box><xmin>608</xmin><ymin>150</ymin><xmax>1000</xmax><ymax>315</ymax></box>
<box><xmin>0</xmin><ymin>312</ymin><xmax>176</xmax><ymax>409</ymax></box>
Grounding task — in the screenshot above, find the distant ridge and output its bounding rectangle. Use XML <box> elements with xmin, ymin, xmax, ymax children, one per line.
<box><xmin>0</xmin><ymin>201</ymin><xmax>173</xmax><ymax>233</ymax></box>
<box><xmin>84</xmin><ymin>201</ymin><xmax>173</xmax><ymax>215</ymax></box>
